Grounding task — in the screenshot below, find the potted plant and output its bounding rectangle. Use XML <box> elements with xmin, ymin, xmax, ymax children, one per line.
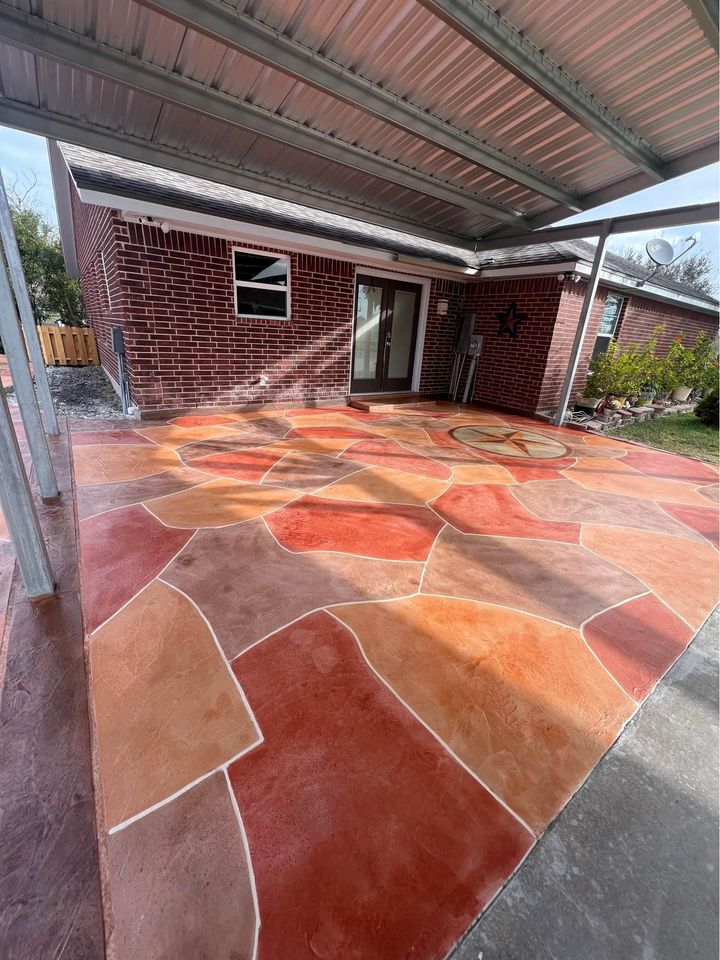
<box><xmin>688</xmin><ymin>331</ymin><xmax>719</xmax><ymax>397</ymax></box>
<box><xmin>664</xmin><ymin>336</ymin><xmax>694</xmax><ymax>401</ymax></box>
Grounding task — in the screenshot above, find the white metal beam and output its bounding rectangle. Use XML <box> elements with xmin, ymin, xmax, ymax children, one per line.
<box><xmin>0</xmin><ymin>7</ymin><xmax>528</xmax><ymax>228</ymax></box>
<box><xmin>0</xmin><ymin>167</ymin><xmax>60</xmax><ymax>435</ymax></box>
<box><xmin>0</xmin><ymin>100</ymin><xmax>477</xmax><ymax>249</ymax></box>
<box><xmin>135</xmin><ymin>0</ymin><xmax>583</xmax><ymax>211</ymax></box>
<box><xmin>416</xmin><ymin>0</ymin><xmax>666</xmax><ymax>181</ymax></box>
<box><xmin>683</xmin><ymin>0</ymin><xmax>719</xmax><ymax>52</ymax></box>
<box><xmin>553</xmin><ymin>220</ymin><xmax>611</xmax><ymax>426</ymax></box>
<box><xmin>0</xmin><ymin>249</ymin><xmax>58</xmax><ymax>499</ymax></box>
<box><xmin>474</xmin><ymin>202</ymin><xmax>720</xmax><ymax>250</ymax></box>
<box><xmin>0</xmin><ymin>382</ymin><xmax>54</xmax><ymax>599</ymax></box>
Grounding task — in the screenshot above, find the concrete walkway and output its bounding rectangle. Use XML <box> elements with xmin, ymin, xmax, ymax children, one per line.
<box><xmin>69</xmin><ymin>403</ymin><xmax>718</xmax><ymax>959</ymax></box>
<box><xmin>451</xmin><ymin>606</ymin><xmax>719</xmax><ymax>960</ymax></box>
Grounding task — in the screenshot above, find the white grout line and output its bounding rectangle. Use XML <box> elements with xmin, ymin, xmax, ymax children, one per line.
<box><xmin>418</xmin><ymin>522</ymin><xmax>447</xmax><ymax>594</ymax></box>
<box><xmin>578</xmin><ymin>587</ymin><xmax>653</xmax><ymax>700</ymax></box>
<box><xmin>106</xmin><ymin>736</ymin><xmax>262</xmax><ymax>836</ymax></box>
<box><xmin>324</xmin><ymin>608</ymin><xmax>536</xmax><ymax>838</ymax></box>
<box><xmin>578</xmin><ymin>525</ymin><xmax>697</xmax><ymax>632</ymax></box>
<box><xmin>78</xmin><ymin>473</ymin><xmax>216</xmax><ymax>522</ymax></box>
<box><xmin>654</xmin><ymin>500</ymin><xmax>718</xmax><ymax>548</ymax></box>
<box><xmin>223</xmin><ymin>768</ymin><xmax>261</xmax><ymax>960</ymax></box>
<box><xmin>159</xmin><ymin>579</ymin><xmax>263</xmax><ymax>744</ymax></box>
<box><xmin>87</xmin><ymin>529</ymin><xmax>198</xmax><ymax>637</ymax></box>
<box><xmin>230</xmin><ymin>589</ymin><xmax>425</xmax><ymax>662</ymax></box>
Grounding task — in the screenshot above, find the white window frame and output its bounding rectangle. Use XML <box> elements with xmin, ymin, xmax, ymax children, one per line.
<box><xmin>100</xmin><ymin>250</ymin><xmax>115</xmax><ymax>310</ymax></box>
<box><xmin>232</xmin><ymin>244</ymin><xmax>291</xmax><ymax>321</ymax></box>
<box><xmin>593</xmin><ymin>293</ymin><xmax>624</xmax><ymax>354</ymax></box>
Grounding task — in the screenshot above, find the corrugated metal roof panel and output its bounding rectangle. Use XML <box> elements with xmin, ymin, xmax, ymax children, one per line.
<box><xmin>0</xmin><ymin>0</ymin><xmax>716</xmax><ymax>244</ymax></box>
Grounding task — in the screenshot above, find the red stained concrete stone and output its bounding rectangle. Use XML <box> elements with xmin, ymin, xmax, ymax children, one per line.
<box><xmin>494</xmin><ymin>455</ymin><xmax>576</xmax><ymax>483</ymax></box>
<box><xmin>342</xmin><ymin>438</ymin><xmax>451</xmax><ymax>480</ymax></box>
<box><xmin>229</xmin><ymin>611</ymin><xmax>532</xmax><ymax>960</ymax></box>
<box><xmin>433</xmin><ymin>484</ymin><xmax>580</xmax><ymax>542</ymax></box>
<box><xmin>287</xmin><ymin>426</ymin><xmax>376</xmax><ymax>439</ymax></box>
<box><xmin>622</xmin><ymin>449</ymin><xmax>719</xmax><ymax>485</ymax></box>
<box><xmin>189</xmin><ymin>447</ymin><xmax>286</xmax><ymax>482</ymax></box>
<box><xmin>80</xmin><ymin>504</ymin><xmax>192</xmax><ymax>632</ymax></box>
<box><xmin>71</xmin><ymin>429</ymin><xmax>154</xmax><ymax>446</ymax></box>
<box><xmin>266</xmin><ymin>495</ymin><xmax>444</xmax><ymax>560</ymax></box>
<box><xmin>583</xmin><ymin>594</ymin><xmax>693</xmax><ymax>701</ymax></box>
<box><xmin>659</xmin><ymin>502</ymin><xmax>720</xmax><ymax>550</ymax></box>
<box><xmin>285</xmin><ymin>407</ymin><xmax>384</xmax><ymax>420</ymax></box>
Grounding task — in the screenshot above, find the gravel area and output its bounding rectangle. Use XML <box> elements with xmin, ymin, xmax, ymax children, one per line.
<box><xmin>8</xmin><ymin>365</ymin><xmax>129</xmax><ymax>421</ymax></box>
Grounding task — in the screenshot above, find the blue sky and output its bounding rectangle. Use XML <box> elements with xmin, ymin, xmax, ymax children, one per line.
<box><xmin>1</xmin><ymin>125</ymin><xmax>718</xmax><ymax>284</ymax></box>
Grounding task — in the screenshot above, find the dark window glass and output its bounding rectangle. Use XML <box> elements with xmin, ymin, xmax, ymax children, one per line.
<box><xmin>234</xmin><ymin>251</ymin><xmax>287</xmax><ymax>286</ymax></box>
<box><xmin>236</xmin><ymin>287</ymin><xmax>287</xmax><ymax>317</ymax></box>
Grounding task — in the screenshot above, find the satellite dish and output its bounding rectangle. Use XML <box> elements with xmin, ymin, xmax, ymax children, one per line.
<box><xmin>646</xmin><ymin>237</ymin><xmax>674</xmax><ymax>266</ymax></box>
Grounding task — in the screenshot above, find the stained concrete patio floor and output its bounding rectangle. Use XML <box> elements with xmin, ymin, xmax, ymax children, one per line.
<box><xmin>70</xmin><ymin>403</ymin><xmax>719</xmax><ymax>959</ymax></box>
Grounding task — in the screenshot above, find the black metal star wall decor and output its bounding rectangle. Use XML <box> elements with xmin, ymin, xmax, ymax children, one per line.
<box><xmin>496</xmin><ymin>301</ymin><xmax>527</xmax><ymax>338</ymax></box>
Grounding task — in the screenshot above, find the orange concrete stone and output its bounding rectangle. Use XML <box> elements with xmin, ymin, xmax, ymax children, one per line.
<box><xmin>451</xmin><ymin>463</ymin><xmax>516</xmax><ymax>485</ymax></box>
<box><xmin>565</xmin><ymin>457</ymin><xmax>710</xmax><ymax>506</ymax></box>
<box><xmin>432</xmin><ymin>484</ymin><xmax>580</xmax><ymax>542</ymax></box>
<box><xmin>169</xmin><ymin>414</ymin><xmax>239</xmax><ymax>427</ymax></box>
<box><xmin>583</xmin><ymin>524</ymin><xmax>719</xmax><ymax>629</ymax></box>
<box><xmin>89</xmin><ymin>580</ymin><xmax>259</xmax><ymax>828</ymax></box>
<box><xmin>137</xmin><ymin>423</ymin><xmax>246</xmax><ymax>449</ymax></box>
<box><xmin>145</xmin><ymin>477</ymin><xmax>299</xmax><ymax>528</ymax></box>
<box><xmin>583</xmin><ymin>594</ymin><xmax>693</xmax><ymax>701</ymax></box>
<box><xmin>266</xmin><ymin>495</ymin><xmax>444</xmax><ymax>560</ymax></box>
<box><xmin>73</xmin><ymin>443</ymin><xmax>180</xmax><ymax>485</ymax></box>
<box><xmin>334</xmin><ymin>595</ymin><xmax>634</xmax><ymax>833</ymax></box>
<box><xmin>317</xmin><ymin>465</ymin><xmax>448</xmax><ymax>505</ymax></box>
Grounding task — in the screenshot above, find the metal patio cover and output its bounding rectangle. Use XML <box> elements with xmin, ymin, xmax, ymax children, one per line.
<box><xmin>0</xmin><ymin>0</ymin><xmax>717</xmax><ymax>247</ymax></box>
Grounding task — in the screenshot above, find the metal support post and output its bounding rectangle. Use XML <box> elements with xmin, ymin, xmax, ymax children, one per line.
<box><xmin>553</xmin><ymin>220</ymin><xmax>612</xmax><ymax>426</ymax></box>
<box><xmin>0</xmin><ymin>167</ymin><xmax>60</xmax><ymax>435</ymax></box>
<box><xmin>0</xmin><ymin>251</ymin><xmax>58</xmax><ymax>499</ymax></box>
<box><xmin>0</xmin><ymin>383</ymin><xmax>54</xmax><ymax>598</ymax></box>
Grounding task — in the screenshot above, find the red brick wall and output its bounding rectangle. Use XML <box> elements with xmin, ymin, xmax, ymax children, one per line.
<box><xmin>461</xmin><ymin>276</ymin><xmax>564</xmax><ymax>413</ymax></box>
<box><xmin>70</xmin><ymin>187</ymin><xmax>718</xmax><ymax>416</ymax></box>
<box><xmin>70</xmin><ymin>182</ymin><xmax>130</xmax><ymax>383</ymax></box>
<box><xmin>418</xmin><ymin>277</ymin><xmax>466</xmax><ymax>395</ymax></box>
<box><xmin>536</xmin><ymin>280</ymin><xmax>718</xmax><ymax>411</ymax></box>
<box><xmin>617</xmin><ymin>296</ymin><xmax>717</xmax><ymax>352</ymax></box>
<box><xmin>71</xmin><ymin>188</ymin><xmax>359</xmax><ymax>412</ymax></box>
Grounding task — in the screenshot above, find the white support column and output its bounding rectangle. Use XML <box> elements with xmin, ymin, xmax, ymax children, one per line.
<box><xmin>553</xmin><ymin>219</ymin><xmax>612</xmax><ymax>426</ymax></box>
<box><xmin>0</xmin><ymin>382</ymin><xmax>54</xmax><ymax>598</ymax></box>
<box><xmin>0</xmin><ymin>168</ymin><xmax>60</xmax><ymax>435</ymax></box>
<box><xmin>0</xmin><ymin>250</ymin><xmax>59</xmax><ymax>499</ymax></box>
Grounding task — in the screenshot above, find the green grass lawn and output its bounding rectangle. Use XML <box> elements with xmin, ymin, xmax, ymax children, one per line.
<box><xmin>609</xmin><ymin>413</ymin><xmax>719</xmax><ymax>464</ymax></box>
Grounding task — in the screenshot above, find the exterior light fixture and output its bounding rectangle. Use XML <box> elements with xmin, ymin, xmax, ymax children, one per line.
<box><xmin>437</xmin><ymin>299</ymin><xmax>449</xmax><ymax>316</ymax></box>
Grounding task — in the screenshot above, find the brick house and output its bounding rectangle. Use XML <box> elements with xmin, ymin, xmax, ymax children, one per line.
<box><xmin>53</xmin><ymin>143</ymin><xmax>719</xmax><ymax>418</ymax></box>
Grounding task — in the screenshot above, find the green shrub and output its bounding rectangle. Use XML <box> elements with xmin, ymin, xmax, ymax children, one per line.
<box><xmin>695</xmin><ymin>388</ymin><xmax>719</xmax><ymax>428</ymax></box>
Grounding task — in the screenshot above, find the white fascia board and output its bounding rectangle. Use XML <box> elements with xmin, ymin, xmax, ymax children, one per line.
<box><xmin>47</xmin><ymin>140</ymin><xmax>79</xmax><ymax>277</ymax></box>
<box><xmin>77</xmin><ymin>187</ymin><xmax>477</xmax><ymax>281</ymax></box>
<box><xmin>476</xmin><ymin>261</ymin><xmax>579</xmax><ymax>279</ymax></box>
<box><xmin>574</xmin><ymin>262</ymin><xmax>719</xmax><ymax>316</ymax></box>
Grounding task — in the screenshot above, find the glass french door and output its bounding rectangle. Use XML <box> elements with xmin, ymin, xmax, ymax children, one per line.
<box><xmin>351</xmin><ymin>275</ymin><xmax>422</xmax><ymax>393</ymax></box>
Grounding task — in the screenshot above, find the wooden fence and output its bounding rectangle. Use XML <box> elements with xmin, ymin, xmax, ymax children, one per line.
<box><xmin>36</xmin><ymin>325</ymin><xmax>99</xmax><ymax>367</ymax></box>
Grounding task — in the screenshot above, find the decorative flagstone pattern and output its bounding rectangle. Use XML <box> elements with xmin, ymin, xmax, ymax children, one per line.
<box><xmin>73</xmin><ymin>404</ymin><xmax>719</xmax><ymax>959</ymax></box>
